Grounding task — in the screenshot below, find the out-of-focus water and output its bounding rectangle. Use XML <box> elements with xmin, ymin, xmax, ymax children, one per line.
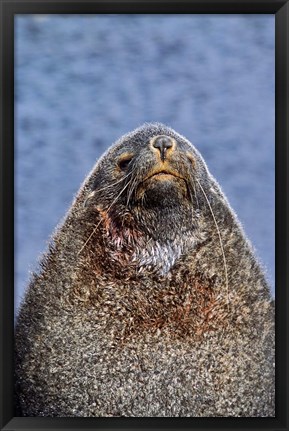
<box><xmin>15</xmin><ymin>14</ymin><xmax>275</xmax><ymax>311</ymax></box>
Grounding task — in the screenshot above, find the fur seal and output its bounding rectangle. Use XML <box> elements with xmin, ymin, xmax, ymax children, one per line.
<box><xmin>15</xmin><ymin>123</ymin><xmax>275</xmax><ymax>417</ymax></box>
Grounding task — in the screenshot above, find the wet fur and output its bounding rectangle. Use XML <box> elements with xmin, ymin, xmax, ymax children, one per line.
<box><xmin>15</xmin><ymin>123</ymin><xmax>275</xmax><ymax>417</ymax></box>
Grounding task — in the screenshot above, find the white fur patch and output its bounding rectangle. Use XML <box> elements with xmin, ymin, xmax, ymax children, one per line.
<box><xmin>132</xmin><ymin>237</ymin><xmax>195</xmax><ymax>275</ymax></box>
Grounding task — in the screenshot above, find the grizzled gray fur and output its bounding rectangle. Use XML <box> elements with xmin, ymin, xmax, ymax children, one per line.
<box><xmin>15</xmin><ymin>123</ymin><xmax>275</xmax><ymax>417</ymax></box>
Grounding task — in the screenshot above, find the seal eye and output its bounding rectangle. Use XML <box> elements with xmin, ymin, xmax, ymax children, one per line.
<box><xmin>118</xmin><ymin>153</ymin><xmax>134</xmax><ymax>171</ymax></box>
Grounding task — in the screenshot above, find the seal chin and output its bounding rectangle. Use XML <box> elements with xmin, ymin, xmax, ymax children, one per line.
<box><xmin>137</xmin><ymin>177</ymin><xmax>188</xmax><ymax>210</ymax></box>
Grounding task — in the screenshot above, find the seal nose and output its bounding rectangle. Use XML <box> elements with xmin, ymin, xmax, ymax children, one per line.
<box><xmin>152</xmin><ymin>136</ymin><xmax>174</xmax><ymax>161</ymax></box>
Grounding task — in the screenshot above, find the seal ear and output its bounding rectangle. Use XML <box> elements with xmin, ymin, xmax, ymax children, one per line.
<box><xmin>84</xmin><ymin>174</ymin><xmax>103</xmax><ymax>207</ymax></box>
<box><xmin>83</xmin><ymin>190</ymin><xmax>97</xmax><ymax>208</ymax></box>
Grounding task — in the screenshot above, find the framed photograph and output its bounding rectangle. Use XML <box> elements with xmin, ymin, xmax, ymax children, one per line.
<box><xmin>1</xmin><ymin>1</ymin><xmax>288</xmax><ymax>430</ymax></box>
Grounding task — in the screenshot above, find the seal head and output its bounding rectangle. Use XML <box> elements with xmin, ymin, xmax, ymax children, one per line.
<box><xmin>84</xmin><ymin>123</ymin><xmax>216</xmax><ymax>273</ymax></box>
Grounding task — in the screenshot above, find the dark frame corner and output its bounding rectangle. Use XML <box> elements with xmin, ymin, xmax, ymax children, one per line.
<box><xmin>1</xmin><ymin>1</ymin><xmax>288</xmax><ymax>431</ymax></box>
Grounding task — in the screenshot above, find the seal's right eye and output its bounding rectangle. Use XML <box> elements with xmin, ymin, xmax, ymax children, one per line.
<box><xmin>118</xmin><ymin>153</ymin><xmax>134</xmax><ymax>171</ymax></box>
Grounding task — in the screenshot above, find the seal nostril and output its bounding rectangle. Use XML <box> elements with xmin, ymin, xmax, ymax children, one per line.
<box><xmin>153</xmin><ymin>136</ymin><xmax>173</xmax><ymax>150</ymax></box>
<box><xmin>152</xmin><ymin>136</ymin><xmax>174</xmax><ymax>161</ymax></box>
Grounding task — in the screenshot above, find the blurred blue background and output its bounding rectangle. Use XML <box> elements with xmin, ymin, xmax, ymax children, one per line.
<box><xmin>15</xmin><ymin>14</ymin><xmax>275</xmax><ymax>311</ymax></box>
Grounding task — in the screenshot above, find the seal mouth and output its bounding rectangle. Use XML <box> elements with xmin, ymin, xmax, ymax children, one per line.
<box><xmin>144</xmin><ymin>169</ymin><xmax>185</xmax><ymax>182</ymax></box>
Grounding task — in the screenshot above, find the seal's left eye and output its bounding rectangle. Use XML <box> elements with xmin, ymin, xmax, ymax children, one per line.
<box><xmin>118</xmin><ymin>154</ymin><xmax>134</xmax><ymax>170</ymax></box>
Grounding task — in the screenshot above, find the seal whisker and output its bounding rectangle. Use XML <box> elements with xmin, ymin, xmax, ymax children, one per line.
<box><xmin>106</xmin><ymin>174</ymin><xmax>135</xmax><ymax>211</ymax></box>
<box><xmin>79</xmin><ymin>176</ymin><xmax>134</xmax><ymax>255</ymax></box>
<box><xmin>196</xmin><ymin>178</ymin><xmax>230</xmax><ymax>312</ymax></box>
<box><xmin>126</xmin><ymin>174</ymin><xmax>139</xmax><ymax>207</ymax></box>
<box><xmin>84</xmin><ymin>171</ymin><xmax>134</xmax><ymax>207</ymax></box>
<box><xmin>92</xmin><ymin>171</ymin><xmax>133</xmax><ymax>194</ymax></box>
<box><xmin>77</xmin><ymin>220</ymin><xmax>103</xmax><ymax>256</ymax></box>
<box><xmin>192</xmin><ymin>179</ymin><xmax>200</xmax><ymax>210</ymax></box>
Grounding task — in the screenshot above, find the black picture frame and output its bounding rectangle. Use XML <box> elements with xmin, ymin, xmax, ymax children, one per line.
<box><xmin>0</xmin><ymin>1</ymin><xmax>288</xmax><ymax>430</ymax></box>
